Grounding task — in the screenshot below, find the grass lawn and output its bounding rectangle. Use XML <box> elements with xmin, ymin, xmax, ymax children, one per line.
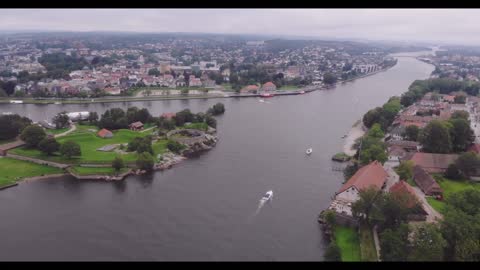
<box><xmin>183</xmin><ymin>122</ymin><xmax>208</xmax><ymax>131</ymax></box>
<box><xmin>70</xmin><ymin>166</ymin><xmax>129</xmax><ymax>176</ymax></box>
<box><xmin>335</xmin><ymin>226</ymin><xmax>361</xmax><ymax>262</ymax></box>
<box><xmin>46</xmin><ymin>127</ymin><xmax>70</xmax><ymax>135</ymax></box>
<box><xmin>0</xmin><ymin>157</ymin><xmax>64</xmax><ymax>187</ymax></box>
<box><xmin>359</xmin><ymin>225</ymin><xmax>378</xmax><ymax>262</ymax></box>
<box><xmin>152</xmin><ymin>139</ymin><xmax>169</xmax><ymax>161</ymax></box>
<box><xmin>425</xmin><ymin>174</ymin><xmax>480</xmax><ymax>214</ymax></box>
<box><xmin>11</xmin><ymin>128</ymin><xmax>150</xmax><ymax>164</ymax></box>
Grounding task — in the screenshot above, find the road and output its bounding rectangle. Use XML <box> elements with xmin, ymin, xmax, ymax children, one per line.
<box><xmin>54</xmin><ymin>124</ymin><xmax>77</xmax><ymax>138</ymax></box>
<box><xmin>411</xmin><ymin>186</ymin><xmax>443</xmax><ymax>223</ymax></box>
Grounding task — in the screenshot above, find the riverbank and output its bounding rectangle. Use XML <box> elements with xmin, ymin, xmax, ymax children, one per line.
<box><xmin>338</xmin><ymin>64</ymin><xmax>397</xmax><ymax>85</ymax></box>
<box><xmin>343</xmin><ymin>120</ymin><xmax>366</xmax><ymax>156</ymax></box>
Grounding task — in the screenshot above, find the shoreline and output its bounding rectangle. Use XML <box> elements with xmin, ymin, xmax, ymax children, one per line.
<box><xmin>343</xmin><ymin>120</ymin><xmax>366</xmax><ymax>157</ymax></box>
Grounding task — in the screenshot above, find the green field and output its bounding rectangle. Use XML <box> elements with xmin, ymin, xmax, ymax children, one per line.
<box><xmin>70</xmin><ymin>166</ymin><xmax>129</xmax><ymax>176</ymax></box>
<box><xmin>359</xmin><ymin>225</ymin><xmax>378</xmax><ymax>261</ymax></box>
<box><xmin>152</xmin><ymin>140</ymin><xmax>169</xmax><ymax>161</ymax></box>
<box><xmin>46</xmin><ymin>127</ymin><xmax>70</xmax><ymax>135</ymax></box>
<box><xmin>183</xmin><ymin>122</ymin><xmax>208</xmax><ymax>131</ymax></box>
<box><xmin>335</xmin><ymin>226</ymin><xmax>361</xmax><ymax>262</ymax></box>
<box><xmin>426</xmin><ymin>175</ymin><xmax>480</xmax><ymax>214</ymax></box>
<box><xmin>0</xmin><ymin>157</ymin><xmax>64</xmax><ymax>187</ymax></box>
<box><xmin>11</xmin><ymin>127</ymin><xmax>152</xmax><ymax>164</ymax></box>
<box><xmin>278</xmin><ymin>85</ymin><xmax>300</xmax><ymax>90</ymax></box>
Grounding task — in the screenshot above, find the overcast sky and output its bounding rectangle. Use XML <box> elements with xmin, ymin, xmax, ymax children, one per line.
<box><xmin>1</xmin><ymin>9</ymin><xmax>480</xmax><ymax>45</ymax></box>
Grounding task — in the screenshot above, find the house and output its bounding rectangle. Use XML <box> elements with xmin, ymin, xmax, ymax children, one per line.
<box><xmin>408</xmin><ymin>152</ymin><xmax>459</xmax><ymax>173</ymax></box>
<box><xmin>161</xmin><ymin>113</ymin><xmax>176</xmax><ymax>120</ymax></box>
<box><xmin>387</xmin><ymin>145</ymin><xmax>408</xmax><ymax>165</ymax></box>
<box><xmin>129</xmin><ymin>121</ymin><xmax>144</xmax><ymax>131</ymax></box>
<box><xmin>97</xmin><ymin>128</ymin><xmax>113</xmax><ymax>138</ymax></box>
<box><xmin>189</xmin><ymin>76</ymin><xmax>202</xmax><ymax>87</ymax></box>
<box><xmin>386</xmin><ymin>140</ymin><xmax>420</xmax><ymax>152</ymax></box>
<box><xmin>412</xmin><ymin>165</ymin><xmax>443</xmax><ymax>196</ymax></box>
<box><xmin>389</xmin><ymin>180</ymin><xmax>428</xmax><ymax>220</ymax></box>
<box><xmin>240</xmin><ymin>85</ymin><xmax>259</xmax><ymax>94</ymax></box>
<box><xmin>327</xmin><ymin>161</ymin><xmax>388</xmax><ymax>220</ymax></box>
<box><xmin>261</xmin><ymin>82</ymin><xmax>276</xmax><ymax>92</ymax></box>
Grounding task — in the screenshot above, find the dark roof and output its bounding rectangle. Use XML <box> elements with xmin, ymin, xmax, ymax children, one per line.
<box><xmin>130</xmin><ymin>121</ymin><xmax>144</xmax><ymax>128</ymax></box>
<box><xmin>413</xmin><ymin>165</ymin><xmax>443</xmax><ymax>195</ymax></box>
<box><xmin>337</xmin><ymin>160</ymin><xmax>387</xmax><ymax>194</ymax></box>
<box><xmin>389</xmin><ymin>180</ymin><xmax>421</xmax><ymax>208</ymax></box>
<box><xmin>410</xmin><ymin>152</ymin><xmax>459</xmax><ymax>173</ymax></box>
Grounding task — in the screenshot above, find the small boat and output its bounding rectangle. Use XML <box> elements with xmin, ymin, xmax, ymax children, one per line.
<box><xmin>299</xmin><ymin>90</ymin><xmax>305</xmax><ymax>94</ymax></box>
<box><xmin>341</xmin><ymin>135</ymin><xmax>347</xmax><ymax>139</ymax></box>
<box><xmin>306</xmin><ymin>148</ymin><xmax>313</xmax><ymax>155</ymax></box>
<box><xmin>54</xmin><ymin>102</ymin><xmax>62</xmax><ymax>105</ymax></box>
<box><xmin>260</xmin><ymin>93</ymin><xmax>274</xmax><ymax>98</ymax></box>
<box><xmin>261</xmin><ymin>190</ymin><xmax>273</xmax><ymax>202</ymax></box>
<box><xmin>2</xmin><ymin>112</ymin><xmax>13</xmax><ymax>115</ymax></box>
<box><xmin>259</xmin><ymin>99</ymin><xmax>265</xmax><ymax>103</ymax></box>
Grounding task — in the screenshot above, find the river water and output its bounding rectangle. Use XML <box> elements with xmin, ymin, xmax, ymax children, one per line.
<box><xmin>0</xmin><ymin>52</ymin><xmax>433</xmax><ymax>261</ymax></box>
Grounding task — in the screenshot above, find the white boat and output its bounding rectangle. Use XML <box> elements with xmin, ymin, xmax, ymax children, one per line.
<box><xmin>2</xmin><ymin>112</ymin><xmax>13</xmax><ymax>115</ymax></box>
<box><xmin>306</xmin><ymin>148</ymin><xmax>313</xmax><ymax>155</ymax></box>
<box><xmin>261</xmin><ymin>190</ymin><xmax>273</xmax><ymax>202</ymax></box>
<box><xmin>259</xmin><ymin>99</ymin><xmax>265</xmax><ymax>103</ymax></box>
<box><xmin>54</xmin><ymin>102</ymin><xmax>62</xmax><ymax>105</ymax></box>
<box><xmin>9</xmin><ymin>100</ymin><xmax>23</xmax><ymax>104</ymax></box>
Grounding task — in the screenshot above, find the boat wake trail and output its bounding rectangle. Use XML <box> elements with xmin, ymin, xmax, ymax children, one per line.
<box><xmin>247</xmin><ymin>199</ymin><xmax>269</xmax><ymax>223</ymax></box>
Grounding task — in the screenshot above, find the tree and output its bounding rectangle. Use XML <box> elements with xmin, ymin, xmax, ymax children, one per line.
<box><xmin>20</xmin><ymin>125</ymin><xmax>46</xmax><ymax>148</ymax></box>
<box><xmin>324</xmin><ymin>210</ymin><xmax>337</xmax><ymax>228</ymax></box>
<box><xmin>0</xmin><ymin>114</ymin><xmax>32</xmax><ymax>140</ymax></box>
<box><xmin>451</xmin><ymin>111</ymin><xmax>469</xmax><ymax>121</ymax></box>
<box><xmin>449</xmin><ymin>118</ymin><xmax>475</xmax><ymax>152</ymax></box>
<box><xmin>454</xmin><ymin>94</ymin><xmax>466</xmax><ymax>104</ymax></box>
<box><xmin>53</xmin><ymin>112</ymin><xmax>70</xmax><ymax>129</ymax></box>
<box><xmin>351</xmin><ymin>187</ymin><xmax>382</xmax><ymax>225</ymax></box>
<box><xmin>455</xmin><ymin>152</ymin><xmax>480</xmax><ymax>179</ymax></box>
<box><xmin>174</xmin><ymin>109</ymin><xmax>194</xmax><ymax>126</ymax></box>
<box><xmin>3</xmin><ymin>81</ymin><xmax>16</xmax><ymax>96</ymax></box>
<box><xmin>128</xmin><ymin>136</ymin><xmax>153</xmax><ymax>154</ymax></box>
<box><xmin>419</xmin><ymin>120</ymin><xmax>452</xmax><ymax>153</ymax></box>
<box><xmin>323</xmin><ymin>73</ymin><xmax>337</xmax><ymax>85</ymax></box>
<box><xmin>60</xmin><ymin>140</ymin><xmax>81</xmax><ymax>158</ymax></box>
<box><xmin>38</xmin><ymin>137</ymin><xmax>60</xmax><ymax>155</ymax></box>
<box><xmin>136</xmin><ymin>152</ymin><xmax>154</xmax><ymax>172</ymax></box>
<box><xmin>343</xmin><ymin>163</ymin><xmax>359</xmax><ymax>182</ymax></box>
<box><xmin>166</xmin><ymin>140</ymin><xmax>185</xmax><ymax>154</ymax></box>
<box><xmin>362</xmin><ymin>107</ymin><xmax>384</xmax><ymax>128</ymax></box>
<box><xmin>359</xmin><ymin>144</ymin><xmax>387</xmax><ymax>165</ymax></box>
<box><xmin>367</xmin><ymin>123</ymin><xmax>384</xmax><ymax>139</ymax></box>
<box><xmin>445</xmin><ymin>163</ymin><xmax>463</xmax><ymax>180</ymax></box>
<box><xmin>409</xmin><ymin>223</ymin><xmax>447</xmax><ymax>261</ymax></box>
<box><xmin>379</xmin><ymin>224</ymin><xmax>410</xmax><ymax>261</ymax></box>
<box><xmin>205</xmin><ymin>115</ymin><xmax>217</xmax><ymax>128</ymax></box>
<box><xmin>324</xmin><ymin>242</ymin><xmax>342</xmax><ymax>261</ymax></box>
<box><xmin>112</xmin><ymin>156</ymin><xmax>125</xmax><ymax>174</ymax></box>
<box><xmin>0</xmin><ymin>88</ymin><xmax>7</xmax><ymax>97</ymax></box>
<box><xmin>148</xmin><ymin>68</ymin><xmax>160</xmax><ymax>76</ymax></box>
<box><xmin>211</xmin><ymin>103</ymin><xmax>226</xmax><ymax>115</ymax></box>
<box><xmin>396</xmin><ymin>160</ymin><xmax>414</xmax><ymax>181</ymax></box>
<box><xmin>447</xmin><ymin>189</ymin><xmax>480</xmax><ymax>216</ymax></box>
<box><xmin>88</xmin><ymin>112</ymin><xmax>99</xmax><ymax>124</ymax></box>
<box><xmin>404</xmin><ymin>125</ymin><xmax>420</xmax><ymax>141</ymax></box>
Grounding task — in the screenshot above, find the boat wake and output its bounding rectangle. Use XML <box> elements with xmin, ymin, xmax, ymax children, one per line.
<box><xmin>247</xmin><ymin>191</ymin><xmax>273</xmax><ymax>222</ymax></box>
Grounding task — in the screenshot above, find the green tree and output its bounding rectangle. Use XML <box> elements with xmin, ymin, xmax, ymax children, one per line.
<box><xmin>20</xmin><ymin>125</ymin><xmax>47</xmax><ymax>148</ymax></box>
<box><xmin>136</xmin><ymin>152</ymin><xmax>154</xmax><ymax>172</ymax></box>
<box><xmin>444</xmin><ymin>163</ymin><xmax>463</xmax><ymax>180</ymax></box>
<box><xmin>404</xmin><ymin>125</ymin><xmax>420</xmax><ymax>141</ymax></box>
<box><xmin>38</xmin><ymin>137</ymin><xmax>60</xmax><ymax>155</ymax></box>
<box><xmin>449</xmin><ymin>118</ymin><xmax>475</xmax><ymax>152</ymax></box>
<box><xmin>166</xmin><ymin>140</ymin><xmax>185</xmax><ymax>154</ymax></box>
<box><xmin>205</xmin><ymin>115</ymin><xmax>217</xmax><ymax>128</ymax></box>
<box><xmin>53</xmin><ymin>112</ymin><xmax>70</xmax><ymax>129</ymax></box>
<box><xmin>367</xmin><ymin>123</ymin><xmax>384</xmax><ymax>139</ymax></box>
<box><xmin>379</xmin><ymin>224</ymin><xmax>410</xmax><ymax>261</ymax></box>
<box><xmin>455</xmin><ymin>152</ymin><xmax>480</xmax><ymax>179</ymax></box>
<box><xmin>360</xmin><ymin>144</ymin><xmax>387</xmax><ymax>165</ymax></box>
<box><xmin>451</xmin><ymin>111</ymin><xmax>469</xmax><ymax>121</ymax></box>
<box><xmin>324</xmin><ymin>242</ymin><xmax>342</xmax><ymax>261</ymax></box>
<box><xmin>148</xmin><ymin>68</ymin><xmax>160</xmax><ymax>76</ymax></box>
<box><xmin>211</xmin><ymin>102</ymin><xmax>226</xmax><ymax>115</ymax></box>
<box><xmin>419</xmin><ymin>120</ymin><xmax>452</xmax><ymax>153</ymax></box>
<box><xmin>0</xmin><ymin>114</ymin><xmax>32</xmax><ymax>140</ymax></box>
<box><xmin>363</xmin><ymin>107</ymin><xmax>384</xmax><ymax>128</ymax></box>
<box><xmin>324</xmin><ymin>210</ymin><xmax>337</xmax><ymax>228</ymax></box>
<box><xmin>454</xmin><ymin>94</ymin><xmax>466</xmax><ymax>104</ymax></box>
<box><xmin>352</xmin><ymin>187</ymin><xmax>382</xmax><ymax>225</ymax></box>
<box><xmin>343</xmin><ymin>163</ymin><xmax>359</xmax><ymax>182</ymax></box>
<box><xmin>60</xmin><ymin>140</ymin><xmax>81</xmax><ymax>158</ymax></box>
<box><xmin>396</xmin><ymin>160</ymin><xmax>414</xmax><ymax>181</ymax></box>
<box><xmin>409</xmin><ymin>223</ymin><xmax>447</xmax><ymax>261</ymax></box>
<box><xmin>323</xmin><ymin>73</ymin><xmax>337</xmax><ymax>85</ymax></box>
<box><xmin>88</xmin><ymin>112</ymin><xmax>99</xmax><ymax>124</ymax></box>
<box><xmin>112</xmin><ymin>156</ymin><xmax>125</xmax><ymax>174</ymax></box>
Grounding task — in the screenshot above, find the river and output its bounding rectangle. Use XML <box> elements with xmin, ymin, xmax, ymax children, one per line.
<box><xmin>0</xmin><ymin>52</ymin><xmax>434</xmax><ymax>261</ymax></box>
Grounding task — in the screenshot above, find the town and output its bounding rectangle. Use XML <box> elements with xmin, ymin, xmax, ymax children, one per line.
<box><xmin>0</xmin><ymin>33</ymin><xmax>398</xmax><ymax>100</ymax></box>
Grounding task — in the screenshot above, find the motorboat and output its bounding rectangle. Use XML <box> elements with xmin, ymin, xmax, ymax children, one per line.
<box><xmin>2</xmin><ymin>112</ymin><xmax>13</xmax><ymax>115</ymax></box>
<box><xmin>306</xmin><ymin>148</ymin><xmax>313</xmax><ymax>155</ymax></box>
<box><xmin>299</xmin><ymin>90</ymin><xmax>305</xmax><ymax>94</ymax></box>
<box><xmin>259</xmin><ymin>99</ymin><xmax>265</xmax><ymax>103</ymax></box>
<box><xmin>260</xmin><ymin>93</ymin><xmax>274</xmax><ymax>98</ymax></box>
<box><xmin>54</xmin><ymin>102</ymin><xmax>62</xmax><ymax>105</ymax></box>
<box><xmin>341</xmin><ymin>135</ymin><xmax>347</xmax><ymax>139</ymax></box>
<box><xmin>261</xmin><ymin>190</ymin><xmax>273</xmax><ymax>202</ymax></box>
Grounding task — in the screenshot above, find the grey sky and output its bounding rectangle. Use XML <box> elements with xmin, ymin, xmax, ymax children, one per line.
<box><xmin>1</xmin><ymin>9</ymin><xmax>480</xmax><ymax>45</ymax></box>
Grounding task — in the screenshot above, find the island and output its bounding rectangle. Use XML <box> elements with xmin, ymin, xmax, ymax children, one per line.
<box><xmin>0</xmin><ymin>102</ymin><xmax>225</xmax><ymax>188</ymax></box>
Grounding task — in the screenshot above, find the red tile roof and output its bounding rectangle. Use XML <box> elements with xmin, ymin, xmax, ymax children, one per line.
<box><xmin>410</xmin><ymin>152</ymin><xmax>459</xmax><ymax>173</ymax></box>
<box><xmin>337</xmin><ymin>161</ymin><xmax>388</xmax><ymax>194</ymax></box>
<box><xmin>161</xmin><ymin>113</ymin><xmax>176</xmax><ymax>119</ymax></box>
<box><xmin>97</xmin><ymin>128</ymin><xmax>113</xmax><ymax>138</ymax></box>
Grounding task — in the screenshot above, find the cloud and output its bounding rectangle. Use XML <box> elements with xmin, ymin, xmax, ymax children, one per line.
<box><xmin>1</xmin><ymin>9</ymin><xmax>480</xmax><ymax>45</ymax></box>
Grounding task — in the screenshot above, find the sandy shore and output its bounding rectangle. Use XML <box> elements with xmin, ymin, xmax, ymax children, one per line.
<box><xmin>343</xmin><ymin>120</ymin><xmax>366</xmax><ymax>156</ymax></box>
